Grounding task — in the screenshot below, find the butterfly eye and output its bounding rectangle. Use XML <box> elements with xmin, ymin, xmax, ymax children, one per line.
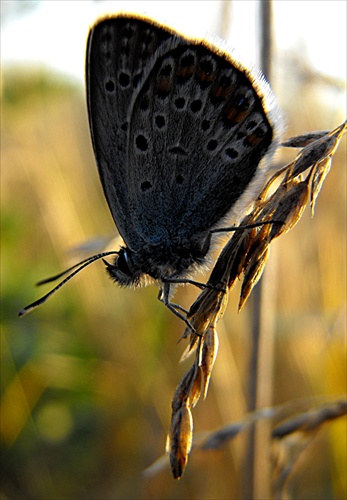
<box><xmin>104</xmin><ymin>249</ymin><xmax>140</xmax><ymax>286</ymax></box>
<box><xmin>117</xmin><ymin>249</ymin><xmax>132</xmax><ymax>276</ymax></box>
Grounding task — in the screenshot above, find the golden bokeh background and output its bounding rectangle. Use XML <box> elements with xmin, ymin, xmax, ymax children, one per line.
<box><xmin>1</xmin><ymin>2</ymin><xmax>346</xmax><ymax>499</ymax></box>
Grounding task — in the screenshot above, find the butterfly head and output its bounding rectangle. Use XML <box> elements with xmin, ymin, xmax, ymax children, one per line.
<box><xmin>104</xmin><ymin>247</ymin><xmax>144</xmax><ymax>287</ymax></box>
<box><xmin>104</xmin><ymin>232</ymin><xmax>212</xmax><ymax>287</ymax></box>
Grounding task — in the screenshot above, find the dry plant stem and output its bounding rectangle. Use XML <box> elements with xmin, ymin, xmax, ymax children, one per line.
<box><xmin>168</xmin><ymin>326</ymin><xmax>220</xmax><ymax>478</ymax></box>
<box><xmin>167</xmin><ymin>119</ymin><xmax>346</xmax><ymax>479</ymax></box>
<box><xmin>244</xmin><ymin>1</ymin><xmax>274</xmax><ymax>499</ymax></box>
<box><xmin>146</xmin><ymin>398</ymin><xmax>346</xmax><ymax>481</ymax></box>
<box><xmin>164</xmin><ymin>71</ymin><xmax>346</xmax><ymax>482</ymax></box>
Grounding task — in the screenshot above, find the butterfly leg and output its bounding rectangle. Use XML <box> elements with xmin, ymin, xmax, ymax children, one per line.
<box><xmin>163</xmin><ymin>277</ymin><xmax>224</xmax><ymax>293</ymax></box>
<box><xmin>158</xmin><ymin>284</ymin><xmax>197</xmax><ymax>334</ymax></box>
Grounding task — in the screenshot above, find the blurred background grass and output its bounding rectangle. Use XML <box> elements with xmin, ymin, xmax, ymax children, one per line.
<box><xmin>1</xmin><ymin>1</ymin><xmax>346</xmax><ymax>499</ymax></box>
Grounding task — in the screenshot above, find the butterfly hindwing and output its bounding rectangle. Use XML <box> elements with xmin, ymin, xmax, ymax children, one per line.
<box><xmin>126</xmin><ymin>38</ymin><xmax>274</xmax><ymax>243</ymax></box>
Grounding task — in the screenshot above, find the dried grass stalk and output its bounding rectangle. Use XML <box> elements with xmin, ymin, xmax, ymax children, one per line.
<box><xmin>166</xmin><ymin>120</ymin><xmax>346</xmax><ymax>479</ymax></box>
<box><xmin>147</xmin><ymin>397</ymin><xmax>346</xmax><ymax>485</ymax></box>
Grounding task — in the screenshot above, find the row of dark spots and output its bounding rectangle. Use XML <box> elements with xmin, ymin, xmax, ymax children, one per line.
<box><xmin>176</xmin><ymin>53</ymin><xmax>195</xmax><ymax>84</ymax></box>
<box><xmin>119</xmin><ymin>23</ymin><xmax>153</xmax><ymax>57</ymax></box>
<box><xmin>135</xmin><ymin>134</ymin><xmax>188</xmax><ymax>157</ymax></box>
<box><xmin>154</xmin><ymin>112</ymin><xmax>208</xmax><ymax>131</ymax></box>
<box><xmin>98</xmin><ymin>29</ymin><xmax>112</xmax><ymax>60</ymax></box>
<box><xmin>99</xmin><ymin>30</ymin><xmax>112</xmax><ymax>46</ymax></box>
<box><xmin>121</xmin><ymin>24</ymin><xmax>135</xmax><ymax>40</ymax></box>
<box><xmin>108</xmin><ymin>63</ymin><xmax>259</xmax><ymax>133</ymax></box>
<box><xmin>152</xmin><ymin>78</ymin><xmax>256</xmax><ymax>135</ymax></box>
<box><xmin>119</xmin><ymin>22</ymin><xmax>170</xmax><ymax>58</ymax></box>
<box><xmin>176</xmin><ymin>54</ymin><xmax>234</xmax><ymax>91</ymax></box>
<box><xmin>154</xmin><ymin>55</ymin><xmax>265</xmax><ymax>136</ymax></box>
<box><xmin>106</xmin><ymin>47</ymin><xmax>233</xmax><ymax>95</ymax></box>
<box><xmin>206</xmin><ymin>140</ymin><xmax>239</xmax><ymax>159</ymax></box>
<box><xmin>119</xmin><ymin>23</ymin><xmax>135</xmax><ymax>57</ymax></box>
<box><xmin>103</xmin><ymin>22</ymin><xmax>153</xmax><ymax>92</ymax></box>
<box><xmin>149</xmin><ymin>91</ymin><xmax>204</xmax><ymax>113</ymax></box>
<box><xmin>152</xmin><ymin>100</ymin><xmax>201</xmax><ymax>130</ymax></box>
<box><xmin>204</xmin><ymin>126</ymin><xmax>268</xmax><ymax>157</ymax></box>
<box><xmin>135</xmin><ymin>130</ymin><xmax>239</xmax><ymax>160</ymax></box>
<box><xmin>103</xmin><ymin>43</ymin><xmax>261</xmax><ymax>137</ymax></box>
<box><xmin>120</xmin><ymin>118</ymin><xmax>245</xmax><ymax>143</ymax></box>
<box><xmin>140</xmin><ymin>174</ymin><xmax>184</xmax><ymax>192</ymax></box>
<box><xmin>138</xmin><ymin>29</ymin><xmax>154</xmax><ymax>61</ymax></box>
<box><xmin>134</xmin><ymin>92</ymin><xmax>206</xmax><ymax>137</ymax></box>
<box><xmin>152</xmin><ymin>78</ymin><xmax>250</xmax><ymax>117</ymax></box>
<box><xmin>138</xmin><ymin>94</ymin><xmax>203</xmax><ymax>128</ymax></box>
<box><xmin>244</xmin><ymin>118</ymin><xmax>268</xmax><ymax>138</ymax></box>
<box><xmin>104</xmin><ymin>70</ymin><xmax>143</xmax><ymax>93</ymax></box>
<box><xmin>132</xmin><ymin>103</ymin><xmax>265</xmax><ymax>156</ymax></box>
<box><xmin>154</xmin><ymin>54</ymin><xmax>222</xmax><ymax>100</ymax></box>
<box><xmin>174</xmin><ymin>97</ymin><xmax>203</xmax><ymax>113</ymax></box>
<box><xmin>205</xmin><ymin>139</ymin><xmax>238</xmax><ymax>158</ymax></box>
<box><xmin>140</xmin><ymin>92</ymin><xmax>202</xmax><ymax>114</ymax></box>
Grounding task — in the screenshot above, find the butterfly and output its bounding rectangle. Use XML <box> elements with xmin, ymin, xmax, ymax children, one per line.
<box><xmin>19</xmin><ymin>14</ymin><xmax>281</xmax><ymax>326</ymax></box>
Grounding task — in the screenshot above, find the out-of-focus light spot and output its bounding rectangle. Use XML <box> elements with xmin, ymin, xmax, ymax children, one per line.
<box><xmin>36</xmin><ymin>402</ymin><xmax>74</xmax><ymax>443</ymax></box>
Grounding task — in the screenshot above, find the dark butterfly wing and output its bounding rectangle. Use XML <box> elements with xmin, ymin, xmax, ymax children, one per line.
<box><xmin>125</xmin><ymin>32</ymin><xmax>276</xmax><ymax>244</ymax></box>
<box><xmin>87</xmin><ymin>16</ymin><xmax>277</xmax><ymax>252</ymax></box>
<box><xmin>86</xmin><ymin>16</ymin><xmax>174</xmax><ymax>251</ymax></box>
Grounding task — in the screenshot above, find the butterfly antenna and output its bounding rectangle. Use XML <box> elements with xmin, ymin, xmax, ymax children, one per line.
<box><xmin>18</xmin><ymin>251</ymin><xmax>119</xmax><ymax>317</ymax></box>
<box><xmin>35</xmin><ymin>253</ymin><xmax>118</xmax><ymax>285</ymax></box>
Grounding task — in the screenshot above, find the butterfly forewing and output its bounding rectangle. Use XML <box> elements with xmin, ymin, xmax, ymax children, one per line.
<box><xmin>86</xmin><ymin>16</ymin><xmax>174</xmax><ymax>250</ymax></box>
<box><xmin>87</xmin><ymin>15</ymin><xmax>275</xmax><ymax>261</ymax></box>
